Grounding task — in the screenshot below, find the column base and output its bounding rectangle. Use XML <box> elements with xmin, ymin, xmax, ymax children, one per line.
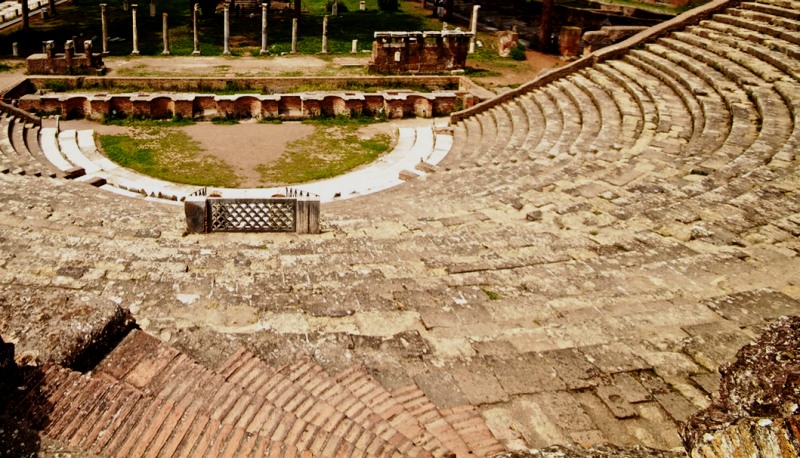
<box><xmin>131</xmin><ymin>50</ymin><xmax>140</xmax><ymax>55</ymax></box>
<box><xmin>223</xmin><ymin>51</ymin><xmax>231</xmax><ymax>56</ymax></box>
<box><xmin>162</xmin><ymin>51</ymin><xmax>170</xmax><ymax>55</ymax></box>
<box><xmin>192</xmin><ymin>50</ymin><xmax>201</xmax><ymax>55</ymax></box>
<box><xmin>260</xmin><ymin>49</ymin><xmax>269</xmax><ymax>55</ymax></box>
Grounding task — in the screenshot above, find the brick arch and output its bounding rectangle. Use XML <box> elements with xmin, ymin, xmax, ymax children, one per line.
<box><xmin>63</xmin><ymin>96</ymin><xmax>89</xmax><ymax>120</ymax></box>
<box><xmin>322</xmin><ymin>96</ymin><xmax>347</xmax><ymax>117</ymax></box>
<box><xmin>234</xmin><ymin>96</ymin><xmax>261</xmax><ymax>119</ymax></box>
<box><xmin>150</xmin><ymin>97</ymin><xmax>175</xmax><ymax>119</ymax></box>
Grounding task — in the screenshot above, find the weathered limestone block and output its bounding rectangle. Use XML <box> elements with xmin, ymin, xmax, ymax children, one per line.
<box><xmin>681</xmin><ymin>316</ymin><xmax>800</xmax><ymax>456</ymax></box>
<box><xmin>497</xmin><ymin>30</ymin><xmax>519</xmax><ymax>57</ymax></box>
<box><xmin>559</xmin><ymin>26</ymin><xmax>582</xmax><ymax>58</ymax></box>
<box><xmin>184</xmin><ymin>197</ymin><xmax>207</xmax><ymax>233</ymax></box>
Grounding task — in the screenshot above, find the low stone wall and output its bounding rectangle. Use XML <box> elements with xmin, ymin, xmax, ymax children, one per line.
<box><xmin>18</xmin><ymin>90</ymin><xmax>461</xmax><ymax>120</ymax></box>
<box><xmin>22</xmin><ymin>75</ymin><xmax>463</xmax><ymax>94</ymax></box>
<box><xmin>582</xmin><ymin>26</ymin><xmax>649</xmax><ymax>55</ymax></box>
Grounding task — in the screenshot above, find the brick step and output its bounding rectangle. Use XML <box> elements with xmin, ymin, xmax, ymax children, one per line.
<box><xmin>219</xmin><ymin>349</ymin><xmax>438</xmax><ymax>457</ymax></box>
<box><xmin>390</xmin><ymin>384</ymin><xmax>472</xmax><ymax>457</ymax></box>
<box><xmin>329</xmin><ymin>363</ymin><xmax>451</xmax><ymax>457</ymax></box>
<box><xmin>8</xmin><ymin>363</ymin><xmax>316</xmax><ymax>458</ymax></box>
<box><xmin>440</xmin><ymin>405</ymin><xmax>506</xmax><ymax>458</ymax></box>
<box><xmin>95</xmin><ymin>330</ymin><xmax>397</xmax><ymax>456</ymax></box>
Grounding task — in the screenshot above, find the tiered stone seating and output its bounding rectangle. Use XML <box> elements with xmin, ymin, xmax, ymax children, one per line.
<box><xmin>4</xmin><ymin>329</ymin><xmax>501</xmax><ymax>457</ymax></box>
<box><xmin>2</xmin><ymin>0</ymin><xmax>800</xmax><ymax>456</ymax></box>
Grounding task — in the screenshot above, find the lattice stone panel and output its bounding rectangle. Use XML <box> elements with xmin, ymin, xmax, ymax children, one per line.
<box><xmin>209</xmin><ymin>199</ymin><xmax>296</xmax><ymax>232</ymax></box>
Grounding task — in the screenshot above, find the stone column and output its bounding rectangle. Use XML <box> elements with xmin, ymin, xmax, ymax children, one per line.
<box><xmin>20</xmin><ymin>0</ymin><xmax>29</xmax><ymax>30</ymax></box>
<box><xmin>123</xmin><ymin>0</ymin><xmax>129</xmax><ymax>11</ymax></box>
<box><xmin>469</xmin><ymin>4</ymin><xmax>480</xmax><ymax>54</ymax></box>
<box><xmin>131</xmin><ymin>4</ymin><xmax>139</xmax><ymax>55</ymax></box>
<box><xmin>162</xmin><ymin>13</ymin><xmax>170</xmax><ymax>55</ymax></box>
<box><xmin>12</xmin><ymin>42</ymin><xmax>18</xmax><ymax>57</ymax></box>
<box><xmin>291</xmin><ymin>17</ymin><xmax>298</xmax><ymax>54</ymax></box>
<box><xmin>100</xmin><ymin>4</ymin><xmax>109</xmax><ymax>55</ymax></box>
<box><xmin>351</xmin><ymin>39</ymin><xmax>357</xmax><ymax>53</ymax></box>
<box><xmin>84</xmin><ymin>40</ymin><xmax>93</xmax><ymax>60</ymax></box>
<box><xmin>192</xmin><ymin>3</ymin><xmax>200</xmax><ymax>55</ymax></box>
<box><xmin>223</xmin><ymin>2</ymin><xmax>231</xmax><ymax>55</ymax></box>
<box><xmin>64</xmin><ymin>40</ymin><xmax>74</xmax><ymax>68</ymax></box>
<box><xmin>321</xmin><ymin>15</ymin><xmax>328</xmax><ymax>54</ymax></box>
<box><xmin>331</xmin><ymin>0</ymin><xmax>337</xmax><ymax>16</ymax></box>
<box><xmin>260</xmin><ymin>3</ymin><xmax>268</xmax><ymax>55</ymax></box>
<box><xmin>149</xmin><ymin>0</ymin><xmax>155</xmax><ymax>17</ymax></box>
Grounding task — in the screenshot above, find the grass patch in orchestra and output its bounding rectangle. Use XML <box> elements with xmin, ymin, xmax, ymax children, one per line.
<box><xmin>99</xmin><ymin>127</ymin><xmax>240</xmax><ymax>187</ymax></box>
<box><xmin>256</xmin><ymin>122</ymin><xmax>391</xmax><ymax>184</ymax></box>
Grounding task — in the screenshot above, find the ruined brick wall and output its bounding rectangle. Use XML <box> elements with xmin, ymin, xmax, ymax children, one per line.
<box><xmin>369</xmin><ymin>31</ymin><xmax>473</xmax><ymax>74</ymax></box>
<box><xmin>26</xmin><ymin>54</ymin><xmax>105</xmax><ymax>76</ymax></box>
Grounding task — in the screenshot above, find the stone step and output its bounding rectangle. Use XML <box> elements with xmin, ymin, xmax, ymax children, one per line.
<box><xmin>57</xmin><ymin>129</ymin><xmax>102</xmax><ymax>175</ymax></box>
<box><xmin>23</xmin><ymin>123</ymin><xmax>61</xmax><ymax>178</ymax></box>
<box><xmin>601</xmin><ymin>59</ymin><xmax>690</xmax><ymax>157</ymax></box>
<box><xmin>740</xmin><ymin>1</ymin><xmax>800</xmax><ymax>21</ymax></box>
<box><xmin>625</xmin><ymin>48</ymin><xmax>729</xmax><ymax>157</ymax></box>
<box><xmin>571</xmin><ymin>71</ymin><xmax>625</xmax><ymax>152</ymax></box>
<box><xmin>560</xmin><ymin>77</ymin><xmax>602</xmax><ymax>154</ymax></box>
<box><xmin>730</xmin><ymin>6</ymin><xmax>800</xmax><ymax>34</ymax></box>
<box><xmin>544</xmin><ymin>83</ymin><xmax>582</xmax><ymax>158</ymax></box>
<box><xmin>650</xmin><ymin>38</ymin><xmax>791</xmax><ymax>169</ymax></box>
<box><xmin>695</xmin><ymin>20</ymin><xmax>800</xmax><ymax>80</ymax></box>
<box><xmin>500</xmin><ymin>99</ymin><xmax>530</xmax><ymax>161</ymax></box>
<box><xmin>530</xmin><ymin>89</ymin><xmax>564</xmax><ymax>158</ymax></box>
<box><xmin>584</xmin><ymin>65</ymin><xmax>650</xmax><ymax>153</ymax></box>
<box><xmin>474</xmin><ymin>107</ymin><xmax>500</xmax><ymax>167</ymax></box>
<box><xmin>38</xmin><ymin>127</ymin><xmax>85</xmax><ymax>178</ymax></box>
<box><xmin>516</xmin><ymin>93</ymin><xmax>547</xmax><ymax>153</ymax></box>
<box><xmin>714</xmin><ymin>12</ymin><xmax>800</xmax><ymax>47</ymax></box>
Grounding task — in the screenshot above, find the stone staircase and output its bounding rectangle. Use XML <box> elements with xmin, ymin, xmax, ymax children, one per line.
<box><xmin>4</xmin><ymin>329</ymin><xmax>503</xmax><ymax>457</ymax></box>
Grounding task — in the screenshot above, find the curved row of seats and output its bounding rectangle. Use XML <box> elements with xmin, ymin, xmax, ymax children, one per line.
<box><xmin>0</xmin><ymin>112</ymin><xmax>455</xmax><ymax>204</ymax></box>
<box><xmin>440</xmin><ymin>0</ymin><xmax>797</xmax><ymax>212</ymax></box>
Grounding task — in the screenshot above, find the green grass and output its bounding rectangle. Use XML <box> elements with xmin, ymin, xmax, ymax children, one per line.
<box><xmin>102</xmin><ymin>116</ymin><xmax>196</xmax><ymax>127</ymax></box>
<box><xmin>256</xmin><ymin>123</ymin><xmax>390</xmax><ymax>184</ymax></box>
<box><xmin>482</xmin><ymin>289</ymin><xmax>501</xmax><ymax>301</ymax></box>
<box><xmin>99</xmin><ymin>127</ymin><xmax>239</xmax><ymax>187</ymax></box>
